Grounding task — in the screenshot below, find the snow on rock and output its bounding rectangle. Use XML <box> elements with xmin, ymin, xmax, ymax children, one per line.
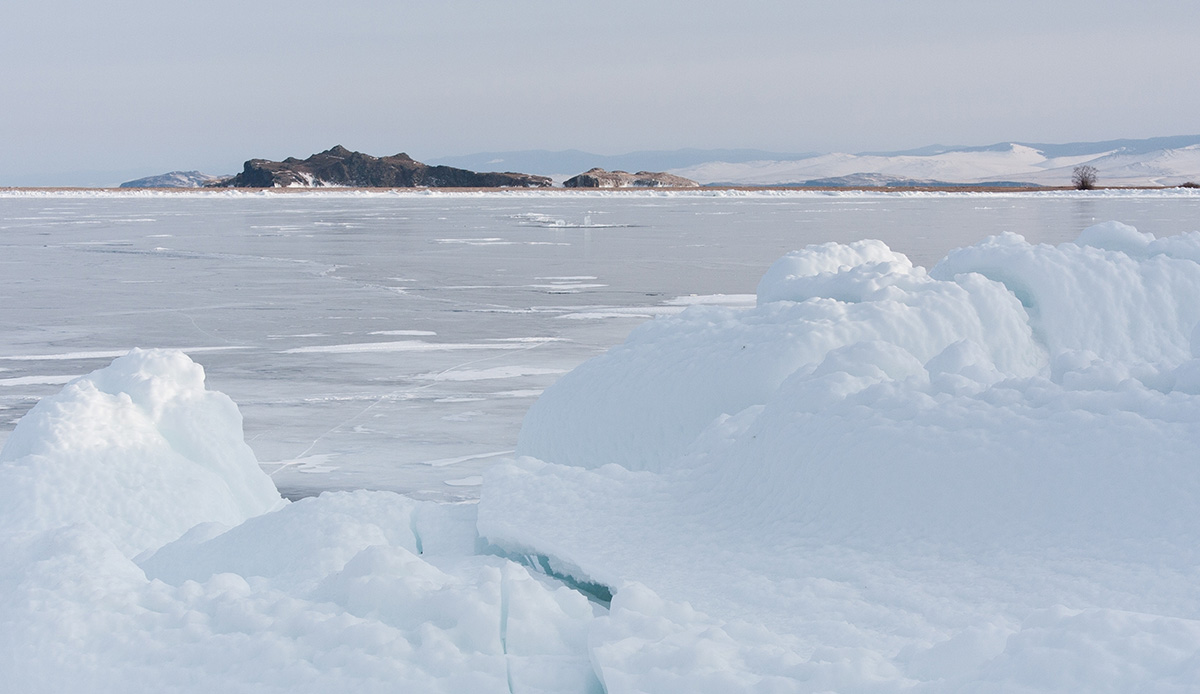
<box><xmin>0</xmin><ymin>348</ymin><xmax>283</xmax><ymax>556</ymax></box>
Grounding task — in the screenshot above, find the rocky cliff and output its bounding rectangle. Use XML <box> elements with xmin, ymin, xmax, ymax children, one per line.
<box><xmin>221</xmin><ymin>146</ymin><xmax>552</xmax><ymax>188</ymax></box>
<box><xmin>562</xmin><ymin>168</ymin><xmax>699</xmax><ymax>188</ymax></box>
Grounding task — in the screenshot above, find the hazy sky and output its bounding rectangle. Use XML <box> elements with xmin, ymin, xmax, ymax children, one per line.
<box><xmin>4</xmin><ymin>0</ymin><xmax>1198</xmax><ymax>185</ymax></box>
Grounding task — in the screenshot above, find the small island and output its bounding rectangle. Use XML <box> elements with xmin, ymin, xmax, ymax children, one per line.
<box><xmin>563</xmin><ymin>168</ymin><xmax>698</xmax><ymax>188</ymax></box>
<box><xmin>218</xmin><ymin>146</ymin><xmax>552</xmax><ymax>188</ymax></box>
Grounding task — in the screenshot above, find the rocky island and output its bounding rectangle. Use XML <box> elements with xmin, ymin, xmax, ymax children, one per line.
<box><xmin>220</xmin><ymin>146</ymin><xmax>552</xmax><ymax>188</ymax></box>
<box><xmin>562</xmin><ymin>167</ymin><xmax>698</xmax><ymax>188</ymax></box>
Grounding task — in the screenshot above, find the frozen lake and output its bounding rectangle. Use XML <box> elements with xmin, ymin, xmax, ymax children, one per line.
<box><xmin>3</xmin><ymin>190</ymin><xmax>1199</xmax><ymax>499</ymax></box>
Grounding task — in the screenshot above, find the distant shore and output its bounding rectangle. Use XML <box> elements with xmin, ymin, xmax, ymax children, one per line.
<box><xmin>3</xmin><ymin>184</ymin><xmax>1195</xmax><ymax>195</ymax></box>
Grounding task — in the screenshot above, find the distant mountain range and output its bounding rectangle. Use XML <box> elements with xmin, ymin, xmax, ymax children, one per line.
<box><xmin>669</xmin><ymin>137</ymin><xmax>1200</xmax><ymax>188</ymax></box>
<box><xmin>120</xmin><ymin>135</ymin><xmax>1200</xmax><ymax>188</ymax></box>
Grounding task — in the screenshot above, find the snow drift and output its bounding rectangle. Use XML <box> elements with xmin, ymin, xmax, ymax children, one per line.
<box><xmin>5</xmin><ymin>222</ymin><xmax>1200</xmax><ymax>691</ymax></box>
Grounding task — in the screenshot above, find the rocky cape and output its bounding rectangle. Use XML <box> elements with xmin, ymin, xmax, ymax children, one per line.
<box><xmin>221</xmin><ymin>146</ymin><xmax>552</xmax><ymax>188</ymax></box>
<box><xmin>562</xmin><ymin>168</ymin><xmax>698</xmax><ymax>188</ymax></box>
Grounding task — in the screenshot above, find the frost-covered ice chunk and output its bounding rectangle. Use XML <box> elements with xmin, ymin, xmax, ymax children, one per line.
<box><xmin>0</xmin><ymin>348</ymin><xmax>282</xmax><ymax>556</ymax></box>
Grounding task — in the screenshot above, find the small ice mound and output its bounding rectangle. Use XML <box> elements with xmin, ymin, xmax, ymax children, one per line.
<box><xmin>1075</xmin><ymin>220</ymin><xmax>1154</xmax><ymax>255</ymax></box>
<box><xmin>0</xmin><ymin>349</ymin><xmax>283</xmax><ymax>556</ymax></box>
<box><xmin>755</xmin><ymin>239</ymin><xmax>917</xmax><ymax>305</ymax></box>
<box><xmin>810</xmin><ymin>339</ymin><xmax>927</xmax><ymax>383</ymax></box>
<box><xmin>925</xmin><ymin>339</ymin><xmax>1005</xmax><ymax>389</ymax></box>
<box><xmin>139</xmin><ymin>490</ymin><xmax>421</xmax><ymax>591</ymax></box>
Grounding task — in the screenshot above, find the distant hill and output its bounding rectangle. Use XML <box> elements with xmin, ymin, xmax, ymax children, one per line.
<box><xmin>119</xmin><ymin>171</ymin><xmax>230</xmax><ymax>188</ymax></box>
<box><xmin>766</xmin><ymin>173</ymin><xmax>1039</xmax><ymax>189</ymax></box>
<box><xmin>865</xmin><ymin>134</ymin><xmax>1200</xmax><ymax>159</ymax></box>
<box><xmin>563</xmin><ymin>168</ymin><xmax>699</xmax><ymax>188</ymax></box>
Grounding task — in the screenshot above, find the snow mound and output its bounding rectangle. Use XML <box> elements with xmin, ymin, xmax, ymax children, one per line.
<box><xmin>0</xmin><ymin>348</ymin><xmax>282</xmax><ymax>556</ymax></box>
<box><xmin>482</xmin><ymin>221</ymin><xmax>1200</xmax><ymax>689</ymax></box>
<box><xmin>517</xmin><ymin>233</ymin><xmax>1049</xmax><ymax>471</ymax></box>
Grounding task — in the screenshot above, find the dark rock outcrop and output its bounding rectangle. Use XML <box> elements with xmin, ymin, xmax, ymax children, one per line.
<box><xmin>120</xmin><ymin>171</ymin><xmax>231</xmax><ymax>188</ymax></box>
<box><xmin>221</xmin><ymin>146</ymin><xmax>553</xmax><ymax>188</ymax></box>
<box><xmin>563</xmin><ymin>168</ymin><xmax>698</xmax><ymax>188</ymax></box>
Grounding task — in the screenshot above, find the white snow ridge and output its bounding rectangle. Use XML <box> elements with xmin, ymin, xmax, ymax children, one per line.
<box><xmin>6</xmin><ymin>223</ymin><xmax>1200</xmax><ymax>692</ymax></box>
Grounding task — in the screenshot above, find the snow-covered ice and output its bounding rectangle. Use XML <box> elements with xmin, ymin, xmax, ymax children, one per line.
<box><xmin>4</xmin><ymin>192</ymin><xmax>1200</xmax><ymax>690</ymax></box>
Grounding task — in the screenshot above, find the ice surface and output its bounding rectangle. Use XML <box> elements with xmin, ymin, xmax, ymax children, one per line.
<box><xmin>4</xmin><ymin>190</ymin><xmax>1200</xmax><ymax>498</ymax></box>
<box><xmin>7</xmin><ymin>190</ymin><xmax>1200</xmax><ymax>497</ymax></box>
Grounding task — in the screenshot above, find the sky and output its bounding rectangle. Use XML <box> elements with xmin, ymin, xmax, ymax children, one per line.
<box><xmin>3</xmin><ymin>0</ymin><xmax>1199</xmax><ymax>186</ymax></box>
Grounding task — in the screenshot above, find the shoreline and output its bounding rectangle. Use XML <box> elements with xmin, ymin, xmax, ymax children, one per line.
<box><xmin>2</xmin><ymin>183</ymin><xmax>1196</xmax><ymax>196</ymax></box>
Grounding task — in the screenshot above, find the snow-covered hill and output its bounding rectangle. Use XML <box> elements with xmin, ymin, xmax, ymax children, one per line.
<box><xmin>119</xmin><ymin>171</ymin><xmax>230</xmax><ymax>188</ymax></box>
<box><xmin>670</xmin><ymin>139</ymin><xmax>1200</xmax><ymax>187</ymax></box>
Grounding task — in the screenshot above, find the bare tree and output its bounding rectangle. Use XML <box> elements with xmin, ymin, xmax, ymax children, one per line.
<box><xmin>1072</xmin><ymin>165</ymin><xmax>1098</xmax><ymax>190</ymax></box>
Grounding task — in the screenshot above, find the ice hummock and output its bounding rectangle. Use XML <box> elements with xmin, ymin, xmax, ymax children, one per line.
<box><xmin>0</xmin><ymin>349</ymin><xmax>284</xmax><ymax>556</ymax></box>
<box><xmin>4</xmin><ymin>223</ymin><xmax>1200</xmax><ymax>691</ymax></box>
<box><xmin>486</xmin><ymin>220</ymin><xmax>1200</xmax><ymax>688</ymax></box>
<box><xmin>0</xmin><ymin>349</ymin><xmax>606</xmax><ymax>693</ymax></box>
